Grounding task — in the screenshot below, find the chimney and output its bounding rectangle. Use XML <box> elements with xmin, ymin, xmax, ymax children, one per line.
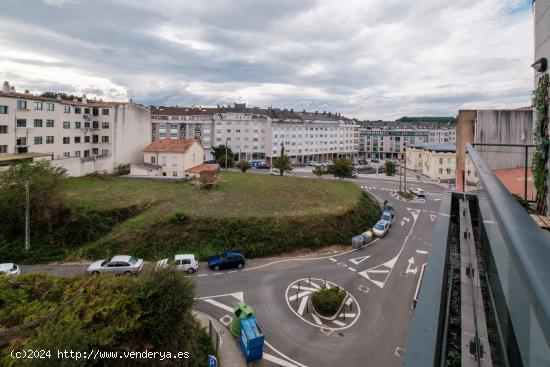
<box><xmin>2</xmin><ymin>81</ymin><xmax>9</xmax><ymax>93</ymax></box>
<box><xmin>25</xmin><ymin>89</ymin><xmax>30</xmax><ymax>94</ymax></box>
<box><xmin>10</xmin><ymin>87</ymin><xmax>15</xmax><ymax>92</ymax></box>
<box><xmin>82</xmin><ymin>94</ymin><xmax>87</xmax><ymax>104</ymax></box>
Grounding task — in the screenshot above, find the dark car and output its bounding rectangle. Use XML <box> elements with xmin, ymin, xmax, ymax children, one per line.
<box><xmin>255</xmin><ymin>163</ymin><xmax>271</xmax><ymax>169</ymax></box>
<box><xmin>203</xmin><ymin>159</ymin><xmax>217</xmax><ymax>164</ymax></box>
<box><xmin>208</xmin><ymin>251</ymin><xmax>246</xmax><ymax>271</ymax></box>
<box><xmin>371</xmin><ymin>159</ymin><xmax>380</xmax><ymax>163</ymax></box>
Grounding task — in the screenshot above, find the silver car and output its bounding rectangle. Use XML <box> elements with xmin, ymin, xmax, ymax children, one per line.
<box><xmin>0</xmin><ymin>263</ymin><xmax>20</xmax><ymax>276</ymax></box>
<box><xmin>87</xmin><ymin>255</ymin><xmax>144</xmax><ymax>276</ymax></box>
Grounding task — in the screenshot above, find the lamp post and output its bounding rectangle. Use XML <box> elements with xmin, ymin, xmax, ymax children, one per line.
<box><xmin>225</xmin><ymin>138</ymin><xmax>228</xmax><ymax>171</ymax></box>
<box><xmin>24</xmin><ymin>180</ymin><xmax>30</xmax><ymax>251</ymax></box>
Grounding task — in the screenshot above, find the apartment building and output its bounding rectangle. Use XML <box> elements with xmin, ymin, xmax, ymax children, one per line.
<box><xmin>359</xmin><ymin>121</ymin><xmax>456</xmax><ymax>160</ymax></box>
<box><xmin>0</xmin><ymin>81</ymin><xmax>150</xmax><ymax>175</ymax></box>
<box><xmin>150</xmin><ymin>104</ymin><xmax>359</xmax><ymax>163</ymax></box>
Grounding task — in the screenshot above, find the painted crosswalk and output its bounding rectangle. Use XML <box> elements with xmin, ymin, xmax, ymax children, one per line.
<box><xmin>361</xmin><ymin>185</ymin><xmax>444</xmax><ymax>197</ymax></box>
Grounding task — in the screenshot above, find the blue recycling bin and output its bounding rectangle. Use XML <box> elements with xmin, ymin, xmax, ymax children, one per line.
<box><xmin>239</xmin><ymin>317</ymin><xmax>264</xmax><ymax>362</ymax></box>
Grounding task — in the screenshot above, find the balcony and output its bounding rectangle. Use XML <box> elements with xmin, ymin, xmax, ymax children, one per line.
<box><xmin>403</xmin><ymin>143</ymin><xmax>550</xmax><ymax>367</ymax></box>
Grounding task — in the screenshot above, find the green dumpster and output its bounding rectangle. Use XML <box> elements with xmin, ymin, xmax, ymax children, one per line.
<box><xmin>230</xmin><ymin>301</ymin><xmax>254</xmax><ymax>337</ymax></box>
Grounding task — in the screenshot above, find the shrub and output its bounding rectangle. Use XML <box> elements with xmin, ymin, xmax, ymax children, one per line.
<box><xmin>311</xmin><ymin>286</ymin><xmax>347</xmax><ymax>317</ymax></box>
<box><xmin>385</xmin><ymin>160</ymin><xmax>396</xmax><ymax>176</ymax></box>
<box><xmin>114</xmin><ymin>163</ymin><xmax>130</xmax><ymax>176</ymax></box>
<box><xmin>398</xmin><ymin>191</ymin><xmax>414</xmax><ymax>200</ymax></box>
<box><xmin>170</xmin><ymin>211</ymin><xmax>187</xmax><ymax>224</ymax></box>
<box><xmin>236</xmin><ymin>160</ymin><xmax>252</xmax><ymax>173</ymax></box>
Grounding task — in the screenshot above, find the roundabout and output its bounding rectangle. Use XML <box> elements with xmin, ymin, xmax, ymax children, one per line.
<box><xmin>285</xmin><ymin>278</ymin><xmax>361</xmax><ymax>331</ymax></box>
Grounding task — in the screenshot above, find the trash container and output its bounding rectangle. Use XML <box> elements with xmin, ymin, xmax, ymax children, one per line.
<box><xmin>230</xmin><ymin>301</ymin><xmax>254</xmax><ymax>337</ymax></box>
<box><xmin>239</xmin><ymin>316</ymin><xmax>264</xmax><ymax>362</ymax></box>
<box><xmin>352</xmin><ymin>235</ymin><xmax>365</xmax><ymax>249</ymax></box>
<box><xmin>362</xmin><ymin>231</ymin><xmax>373</xmax><ymax>244</ymax></box>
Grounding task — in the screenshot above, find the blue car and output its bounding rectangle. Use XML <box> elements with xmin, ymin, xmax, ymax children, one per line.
<box><xmin>208</xmin><ymin>251</ymin><xmax>246</xmax><ymax>271</ymax></box>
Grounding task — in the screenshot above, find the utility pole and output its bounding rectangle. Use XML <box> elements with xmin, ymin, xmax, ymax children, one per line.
<box><xmin>24</xmin><ymin>180</ymin><xmax>30</xmax><ymax>251</ymax></box>
<box><xmin>399</xmin><ymin>161</ymin><xmax>402</xmax><ymax>192</ymax></box>
<box><xmin>225</xmin><ymin>138</ymin><xmax>228</xmax><ymax>171</ymax></box>
<box><xmin>403</xmin><ymin>150</ymin><xmax>407</xmax><ymax>193</ymax></box>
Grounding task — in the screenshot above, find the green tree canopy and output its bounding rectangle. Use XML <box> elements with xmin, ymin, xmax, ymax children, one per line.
<box><xmin>275</xmin><ymin>143</ymin><xmax>292</xmax><ymax>176</ymax></box>
<box><xmin>312</xmin><ymin>165</ymin><xmax>327</xmax><ymax>178</ymax></box>
<box><xmin>385</xmin><ymin>160</ymin><xmax>396</xmax><ymax>176</ymax></box>
<box><xmin>327</xmin><ymin>159</ymin><xmax>353</xmax><ymax>178</ymax></box>
<box><xmin>211</xmin><ymin>145</ymin><xmax>233</xmax><ymax>161</ymax></box>
<box><xmin>236</xmin><ymin>160</ymin><xmax>251</xmax><ymax>173</ymax></box>
<box><xmin>40</xmin><ymin>92</ymin><xmax>80</xmax><ymax>101</ymax></box>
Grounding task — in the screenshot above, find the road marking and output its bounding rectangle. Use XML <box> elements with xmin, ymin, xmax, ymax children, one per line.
<box><xmin>332</xmin><ymin>320</ymin><xmax>346</xmax><ymax>327</ymax></box>
<box><xmin>288</xmin><ymin>291</ymin><xmax>312</xmax><ymax>302</ymax></box>
<box><xmin>195</xmin><ymin>291</ymin><xmax>244</xmax><ymax>301</ymax></box>
<box><xmin>264</xmin><ymin>341</ymin><xmax>309</xmax><ymax>367</ymax></box>
<box><xmin>203</xmin><ymin>298</ymin><xmax>234</xmax><ymax>313</ymax></box>
<box><xmin>297</xmin><ymin>296</ymin><xmax>309</xmax><ymax>315</ymax></box>
<box><xmin>430</xmin><ymin>214</ymin><xmax>437</xmax><ymax>222</ymax></box>
<box><xmin>339</xmin><ymin>313</ymin><xmax>357</xmax><ymax>318</ymax></box>
<box><xmin>228</xmin><ymin>270</ymin><xmax>237</xmax><ymax>273</ymax></box>
<box><xmin>366</xmin><ymin>269</ymin><xmax>390</xmax><ymax>274</ymax></box>
<box><xmin>405</xmin><ymin>257</ymin><xmax>418</xmax><ymax>275</ymax></box>
<box><xmin>291</xmin><ymin>285</ymin><xmax>318</xmax><ymax>292</ymax></box>
<box><xmin>348</xmin><ymin>267</ymin><xmax>357</xmax><ymax>272</ymax></box>
<box><xmin>329</xmin><ymin>258</ymin><xmax>337</xmax><ymax>262</ymax></box>
<box><xmin>197</xmin><ymin>274</ymin><xmax>208</xmax><ymax>277</ymax></box>
<box><xmin>345</xmin><ymin>298</ymin><xmax>353</xmax><ymax>305</ymax></box>
<box><xmin>400</xmin><ymin>216</ymin><xmax>410</xmax><ymax>226</ymax></box>
<box><xmin>214</xmin><ymin>272</ymin><xmax>222</xmax><ymax>275</ymax></box>
<box><xmin>349</xmin><ymin>255</ymin><xmax>370</xmax><ymax>265</ymax></box>
<box><xmin>263</xmin><ymin>353</ymin><xmax>302</xmax><ymax>367</ymax></box>
<box><xmin>416</xmin><ymin>250</ymin><xmax>429</xmax><ymax>254</ymax></box>
<box><xmin>311</xmin><ymin>314</ymin><xmax>323</xmax><ymax>325</ymax></box>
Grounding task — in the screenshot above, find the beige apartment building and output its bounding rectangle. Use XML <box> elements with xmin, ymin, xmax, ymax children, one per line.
<box><xmin>150</xmin><ymin>104</ymin><xmax>359</xmax><ymax>164</ymax></box>
<box><xmin>140</xmin><ymin>139</ymin><xmax>203</xmax><ymax>177</ymax></box>
<box><xmin>0</xmin><ymin>82</ymin><xmax>150</xmax><ymax>175</ymax></box>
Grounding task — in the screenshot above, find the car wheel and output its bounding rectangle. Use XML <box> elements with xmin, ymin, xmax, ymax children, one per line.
<box><xmin>214</xmin><ymin>266</ymin><xmax>220</xmax><ymax>271</ymax></box>
<box><xmin>187</xmin><ymin>268</ymin><xmax>195</xmax><ymax>274</ymax></box>
<box><xmin>124</xmin><ymin>271</ymin><xmax>132</xmax><ymax>276</ymax></box>
<box><xmin>92</xmin><ymin>270</ymin><xmax>100</xmax><ymax>276</ymax></box>
<box><xmin>237</xmin><ymin>263</ymin><xmax>243</xmax><ymax>269</ymax></box>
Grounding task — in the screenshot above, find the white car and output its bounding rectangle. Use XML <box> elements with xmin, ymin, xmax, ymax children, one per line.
<box><xmin>381</xmin><ymin>211</ymin><xmax>395</xmax><ymax>225</ymax></box>
<box><xmin>87</xmin><ymin>255</ymin><xmax>144</xmax><ymax>276</ymax></box>
<box><xmin>0</xmin><ymin>263</ymin><xmax>20</xmax><ymax>276</ymax></box>
<box><xmin>373</xmin><ymin>220</ymin><xmax>390</xmax><ymax>237</ymax></box>
<box><xmin>409</xmin><ymin>187</ymin><xmax>426</xmax><ymax>197</ymax></box>
<box><xmin>156</xmin><ymin>254</ymin><xmax>199</xmax><ymax>274</ymax></box>
<box><xmin>270</xmin><ymin>168</ymin><xmax>284</xmax><ymax>176</ymax></box>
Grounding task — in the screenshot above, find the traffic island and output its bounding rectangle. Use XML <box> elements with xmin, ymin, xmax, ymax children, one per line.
<box><xmin>397</xmin><ymin>191</ymin><xmax>415</xmax><ymax>201</ymax></box>
<box><xmin>311</xmin><ymin>286</ymin><xmax>347</xmax><ymax>318</ymax></box>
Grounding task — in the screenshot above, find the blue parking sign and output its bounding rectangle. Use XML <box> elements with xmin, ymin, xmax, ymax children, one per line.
<box><xmin>208</xmin><ymin>355</ymin><xmax>217</xmax><ymax>367</ymax></box>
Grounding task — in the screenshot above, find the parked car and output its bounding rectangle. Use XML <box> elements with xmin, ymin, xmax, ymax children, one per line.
<box><xmin>270</xmin><ymin>168</ymin><xmax>285</xmax><ymax>176</ymax></box>
<box><xmin>156</xmin><ymin>254</ymin><xmax>199</xmax><ymax>274</ymax></box>
<box><xmin>256</xmin><ymin>163</ymin><xmax>271</xmax><ymax>169</ymax></box>
<box><xmin>371</xmin><ymin>159</ymin><xmax>380</xmax><ymax>163</ymax></box>
<box><xmin>208</xmin><ymin>251</ymin><xmax>246</xmax><ymax>271</ymax></box>
<box><xmin>383</xmin><ymin>202</ymin><xmax>396</xmax><ymax>215</ymax></box>
<box><xmin>372</xmin><ymin>220</ymin><xmax>390</xmax><ymax>237</ymax></box>
<box><xmin>351</xmin><ymin>169</ymin><xmax>358</xmax><ymax>178</ymax></box>
<box><xmin>324</xmin><ymin>160</ymin><xmax>333</xmax><ymax>166</ymax></box>
<box><xmin>409</xmin><ymin>187</ymin><xmax>426</xmax><ymax>197</ymax></box>
<box><xmin>203</xmin><ymin>159</ymin><xmax>217</xmax><ymax>164</ymax></box>
<box><xmin>87</xmin><ymin>255</ymin><xmax>144</xmax><ymax>276</ymax></box>
<box><xmin>0</xmin><ymin>263</ymin><xmax>20</xmax><ymax>276</ymax></box>
<box><xmin>381</xmin><ymin>211</ymin><xmax>395</xmax><ymax>225</ymax></box>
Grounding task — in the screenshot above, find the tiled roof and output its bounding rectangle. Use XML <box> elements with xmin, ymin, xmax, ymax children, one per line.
<box><xmin>186</xmin><ymin>163</ymin><xmax>220</xmax><ymax>174</ymax></box>
<box><xmin>143</xmin><ymin>139</ymin><xmax>199</xmax><ymax>153</ymax></box>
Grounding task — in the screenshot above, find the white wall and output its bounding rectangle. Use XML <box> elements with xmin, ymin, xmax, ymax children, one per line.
<box><xmin>112</xmin><ymin>103</ymin><xmax>151</xmax><ymax>165</ymax></box>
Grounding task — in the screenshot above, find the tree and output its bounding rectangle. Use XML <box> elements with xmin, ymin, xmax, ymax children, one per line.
<box><xmin>385</xmin><ymin>160</ymin><xmax>396</xmax><ymax>176</ymax></box>
<box><xmin>327</xmin><ymin>159</ymin><xmax>353</xmax><ymax>179</ymax></box>
<box><xmin>0</xmin><ymin>161</ymin><xmax>67</xmax><ymax>242</ymax></box>
<box><xmin>211</xmin><ymin>145</ymin><xmax>233</xmax><ymax>161</ymax></box>
<box><xmin>236</xmin><ymin>160</ymin><xmax>251</xmax><ymax>173</ymax></box>
<box><xmin>216</xmin><ymin>154</ymin><xmax>234</xmax><ymax>169</ymax></box>
<box><xmin>40</xmin><ymin>92</ymin><xmax>79</xmax><ymax>101</ymax></box>
<box><xmin>275</xmin><ymin>143</ymin><xmax>292</xmax><ymax>176</ymax></box>
<box><xmin>312</xmin><ymin>165</ymin><xmax>327</xmax><ymax>178</ymax></box>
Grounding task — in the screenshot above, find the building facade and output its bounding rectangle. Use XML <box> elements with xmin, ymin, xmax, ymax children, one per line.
<box><xmin>0</xmin><ymin>82</ymin><xmax>151</xmax><ymax>175</ymax></box>
<box><xmin>406</xmin><ymin>143</ymin><xmax>459</xmax><ymax>183</ymax></box>
<box><xmin>150</xmin><ymin>104</ymin><xmax>359</xmax><ymax>163</ymax></box>
<box><xmin>140</xmin><ymin>139</ymin><xmax>203</xmax><ymax>177</ymax></box>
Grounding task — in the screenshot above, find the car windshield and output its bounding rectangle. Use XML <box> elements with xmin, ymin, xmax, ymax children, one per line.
<box><xmin>375</xmin><ymin>223</ymin><xmax>384</xmax><ymax>230</ymax></box>
<box><xmin>10</xmin><ymin>265</ymin><xmax>17</xmax><ymax>272</ymax></box>
<box><xmin>382</xmin><ymin>215</ymin><xmax>390</xmax><ymax>221</ymax></box>
<box><xmin>128</xmin><ymin>256</ymin><xmax>138</xmax><ymax>265</ymax></box>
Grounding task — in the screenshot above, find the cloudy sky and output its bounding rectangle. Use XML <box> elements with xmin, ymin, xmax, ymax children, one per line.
<box><xmin>0</xmin><ymin>0</ymin><xmax>534</xmax><ymax>120</ymax></box>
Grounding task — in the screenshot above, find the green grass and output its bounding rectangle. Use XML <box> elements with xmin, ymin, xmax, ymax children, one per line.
<box><xmin>63</xmin><ymin>172</ymin><xmax>363</xmax><ymax>219</ymax></box>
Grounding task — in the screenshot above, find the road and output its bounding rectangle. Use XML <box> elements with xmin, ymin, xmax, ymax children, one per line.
<box><xmin>18</xmin><ymin>172</ymin><xmax>446</xmax><ymax>367</ymax></box>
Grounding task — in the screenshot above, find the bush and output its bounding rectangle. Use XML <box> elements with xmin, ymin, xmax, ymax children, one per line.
<box><xmin>236</xmin><ymin>160</ymin><xmax>252</xmax><ymax>173</ymax></box>
<box><xmin>385</xmin><ymin>160</ymin><xmax>396</xmax><ymax>176</ymax></box>
<box><xmin>398</xmin><ymin>191</ymin><xmax>414</xmax><ymax>200</ymax></box>
<box><xmin>170</xmin><ymin>211</ymin><xmax>187</xmax><ymax>224</ymax></box>
<box><xmin>311</xmin><ymin>287</ymin><xmax>347</xmax><ymax>317</ymax></box>
<box><xmin>114</xmin><ymin>163</ymin><xmax>130</xmax><ymax>176</ymax></box>
<box><xmin>327</xmin><ymin>159</ymin><xmax>353</xmax><ymax>178</ymax></box>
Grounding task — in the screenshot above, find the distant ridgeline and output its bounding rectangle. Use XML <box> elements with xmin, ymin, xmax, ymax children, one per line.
<box><xmin>396</xmin><ymin>116</ymin><xmax>457</xmax><ymax>124</ymax></box>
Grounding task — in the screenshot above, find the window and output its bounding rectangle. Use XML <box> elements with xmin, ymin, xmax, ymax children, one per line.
<box><xmin>46</xmin><ymin>103</ymin><xmax>54</xmax><ymax>111</ymax></box>
<box><xmin>172</xmin><ymin>171</ymin><xmax>177</xmax><ymax>177</ymax></box>
<box><xmin>63</xmin><ymin>137</ymin><xmax>70</xmax><ymax>144</ymax></box>
<box><xmin>101</xmin><ymin>136</ymin><xmax>109</xmax><ymax>143</ymax></box>
<box><xmin>439</xmin><ymin>158</ymin><xmax>443</xmax><ymax>164</ymax></box>
<box><xmin>17</xmin><ymin>100</ymin><xmax>27</xmax><ymax>109</ymax></box>
<box><xmin>439</xmin><ymin>168</ymin><xmax>442</xmax><ymax>174</ymax></box>
<box><xmin>17</xmin><ymin>137</ymin><xmax>27</xmax><ymax>146</ymax></box>
<box><xmin>102</xmin><ymin>108</ymin><xmax>109</xmax><ymax>115</ymax></box>
<box><xmin>63</xmin><ymin>121</ymin><xmax>70</xmax><ymax>129</ymax></box>
<box><xmin>0</xmin><ymin>145</ymin><xmax>7</xmax><ymax>153</ymax></box>
<box><xmin>84</xmin><ymin>108</ymin><xmax>90</xmax><ymax>114</ymax></box>
<box><xmin>46</xmin><ymin>136</ymin><xmax>54</xmax><ymax>144</ymax></box>
<box><xmin>75</xmin><ymin>151</ymin><xmax>81</xmax><ymax>157</ymax></box>
<box><xmin>92</xmin><ymin>108</ymin><xmax>98</xmax><ymax>116</ymax></box>
<box><xmin>102</xmin><ymin>122</ymin><xmax>109</xmax><ymax>129</ymax></box>
<box><xmin>0</xmin><ymin>125</ymin><xmax>6</xmax><ymax>134</ymax></box>
<box><xmin>0</xmin><ymin>105</ymin><xmax>7</xmax><ymax>114</ymax></box>
<box><xmin>63</xmin><ymin>152</ymin><xmax>70</xmax><ymax>157</ymax></box>
<box><xmin>446</xmin><ymin>168</ymin><xmax>451</xmax><ymax>175</ymax></box>
<box><xmin>150</xmin><ymin>156</ymin><xmax>156</xmax><ymax>164</ymax></box>
<box><xmin>84</xmin><ymin>136</ymin><xmax>90</xmax><ymax>143</ymax></box>
<box><xmin>172</xmin><ymin>157</ymin><xmax>177</xmax><ymax>167</ymax></box>
<box><xmin>84</xmin><ymin>122</ymin><xmax>90</xmax><ymax>128</ymax></box>
<box><xmin>101</xmin><ymin>149</ymin><xmax>109</xmax><ymax>155</ymax></box>
<box><xmin>84</xmin><ymin>150</ymin><xmax>90</xmax><ymax>157</ymax></box>
<box><xmin>74</xmin><ymin>107</ymin><xmax>81</xmax><ymax>114</ymax></box>
<box><xmin>34</xmin><ymin>101</ymin><xmax>43</xmax><ymax>110</ymax></box>
<box><xmin>75</xmin><ymin>121</ymin><xmax>81</xmax><ymax>129</ymax></box>
<box><xmin>161</xmin><ymin>157</ymin><xmax>166</xmax><ymax>166</ymax></box>
<box><xmin>74</xmin><ymin>136</ymin><xmax>81</xmax><ymax>143</ymax></box>
<box><xmin>92</xmin><ymin>135</ymin><xmax>98</xmax><ymax>144</ymax></box>
<box><xmin>93</xmin><ymin>121</ymin><xmax>99</xmax><ymax>129</ymax></box>
<box><xmin>64</xmin><ymin>106</ymin><xmax>70</xmax><ymax>113</ymax></box>
<box><xmin>16</xmin><ymin>119</ymin><xmax>26</xmax><ymax>127</ymax></box>
<box><xmin>34</xmin><ymin>119</ymin><xmax>42</xmax><ymax>127</ymax></box>
<box><xmin>46</xmin><ymin>120</ymin><xmax>54</xmax><ymax>127</ymax></box>
<box><xmin>92</xmin><ymin>148</ymin><xmax>98</xmax><ymax>155</ymax></box>
<box><xmin>34</xmin><ymin>136</ymin><xmax>42</xmax><ymax>145</ymax></box>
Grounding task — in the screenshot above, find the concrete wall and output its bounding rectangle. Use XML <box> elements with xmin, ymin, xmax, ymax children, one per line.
<box><xmin>455</xmin><ymin>110</ymin><xmax>477</xmax><ymax>191</ymax></box>
<box><xmin>112</xmin><ymin>103</ymin><xmax>151</xmax><ymax>166</ymax></box>
<box><xmin>51</xmin><ymin>155</ymin><xmax>114</xmax><ymax>176</ymax></box>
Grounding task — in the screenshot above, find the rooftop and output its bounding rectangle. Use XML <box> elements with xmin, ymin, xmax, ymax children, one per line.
<box><xmin>143</xmin><ymin>139</ymin><xmax>199</xmax><ymax>153</ymax></box>
<box><xmin>407</xmin><ymin>142</ymin><xmax>456</xmax><ymax>152</ymax></box>
<box><xmin>186</xmin><ymin>163</ymin><xmax>220</xmax><ymax>174</ymax></box>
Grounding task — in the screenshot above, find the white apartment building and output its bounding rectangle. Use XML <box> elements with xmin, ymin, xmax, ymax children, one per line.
<box><xmin>0</xmin><ymin>81</ymin><xmax>151</xmax><ymax>175</ymax></box>
<box><xmin>150</xmin><ymin>105</ymin><xmax>359</xmax><ymax>163</ymax></box>
<box><xmin>428</xmin><ymin>128</ymin><xmax>456</xmax><ymax>143</ymax></box>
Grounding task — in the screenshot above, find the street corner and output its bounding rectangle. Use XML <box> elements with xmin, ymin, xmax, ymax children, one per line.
<box><xmin>285</xmin><ymin>278</ymin><xmax>361</xmax><ymax>332</ymax></box>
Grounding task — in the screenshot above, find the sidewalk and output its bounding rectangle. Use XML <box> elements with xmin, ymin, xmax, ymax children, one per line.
<box><xmin>193</xmin><ymin>310</ymin><xmax>247</xmax><ymax>367</ymax></box>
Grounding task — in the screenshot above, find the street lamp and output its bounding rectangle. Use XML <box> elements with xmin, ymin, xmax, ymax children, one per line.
<box><xmin>531</xmin><ymin>57</ymin><xmax>548</xmax><ymax>73</ymax></box>
<box><xmin>225</xmin><ymin>138</ymin><xmax>228</xmax><ymax>171</ymax></box>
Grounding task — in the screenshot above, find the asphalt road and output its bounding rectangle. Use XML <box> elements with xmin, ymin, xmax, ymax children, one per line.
<box><xmin>17</xmin><ymin>173</ymin><xmax>446</xmax><ymax>367</ymax></box>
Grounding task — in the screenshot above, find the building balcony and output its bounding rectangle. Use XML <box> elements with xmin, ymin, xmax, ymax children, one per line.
<box><xmin>403</xmin><ymin>143</ymin><xmax>550</xmax><ymax>367</ymax></box>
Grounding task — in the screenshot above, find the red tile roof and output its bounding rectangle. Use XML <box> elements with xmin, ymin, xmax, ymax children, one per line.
<box><xmin>186</xmin><ymin>163</ymin><xmax>220</xmax><ymax>174</ymax></box>
<box><xmin>143</xmin><ymin>139</ymin><xmax>199</xmax><ymax>153</ymax></box>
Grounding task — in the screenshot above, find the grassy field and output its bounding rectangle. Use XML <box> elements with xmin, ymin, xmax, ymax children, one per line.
<box><xmin>63</xmin><ymin>172</ymin><xmax>363</xmax><ymax>218</ymax></box>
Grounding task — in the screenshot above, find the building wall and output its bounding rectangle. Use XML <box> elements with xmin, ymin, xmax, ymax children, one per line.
<box><xmin>360</xmin><ymin>128</ymin><xmax>431</xmax><ymax>159</ymax></box>
<box><xmin>455</xmin><ymin>110</ymin><xmax>477</xmax><ymax>191</ymax></box>
<box><xmin>406</xmin><ymin>146</ymin><xmax>457</xmax><ymax>182</ymax></box>
<box><xmin>112</xmin><ymin>103</ymin><xmax>151</xmax><ymax>165</ymax></box>
<box><xmin>143</xmin><ymin>142</ymin><xmax>203</xmax><ymax>177</ymax></box>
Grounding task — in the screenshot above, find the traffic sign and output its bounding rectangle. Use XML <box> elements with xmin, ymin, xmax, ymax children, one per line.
<box><xmin>208</xmin><ymin>355</ymin><xmax>217</xmax><ymax>367</ymax></box>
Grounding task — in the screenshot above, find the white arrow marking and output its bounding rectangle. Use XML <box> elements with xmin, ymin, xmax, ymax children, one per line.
<box><xmin>405</xmin><ymin>257</ymin><xmax>418</xmax><ymax>275</ymax></box>
<box><xmin>400</xmin><ymin>216</ymin><xmax>410</xmax><ymax>226</ymax></box>
<box><xmin>349</xmin><ymin>255</ymin><xmax>370</xmax><ymax>265</ymax></box>
<box><xmin>430</xmin><ymin>214</ymin><xmax>437</xmax><ymax>222</ymax></box>
<box><xmin>407</xmin><ymin>208</ymin><xmax>421</xmax><ymax>222</ymax></box>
